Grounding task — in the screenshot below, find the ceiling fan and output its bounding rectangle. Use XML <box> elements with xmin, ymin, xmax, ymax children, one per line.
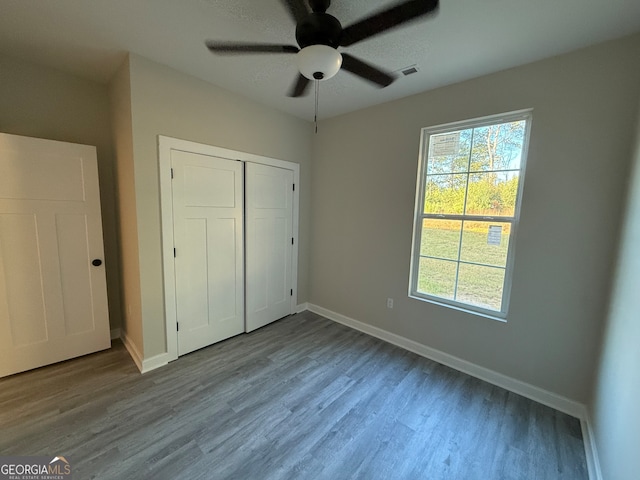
<box><xmin>205</xmin><ymin>0</ymin><xmax>440</xmax><ymax>97</ymax></box>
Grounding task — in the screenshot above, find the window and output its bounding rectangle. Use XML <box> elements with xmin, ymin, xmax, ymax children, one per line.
<box><xmin>409</xmin><ymin>110</ymin><xmax>531</xmax><ymax>319</ymax></box>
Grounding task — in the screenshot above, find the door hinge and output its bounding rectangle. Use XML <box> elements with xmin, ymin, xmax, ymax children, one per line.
<box><xmin>290</xmin><ymin>289</ymin><xmax>293</xmax><ymax>296</ymax></box>
<box><xmin>171</xmin><ymin>168</ymin><xmax>174</xmax><ymax>179</ymax></box>
<box><xmin>177</xmin><ymin>322</ymin><xmax>179</xmax><ymax>331</ymax></box>
<box><xmin>174</xmin><ymin>248</ymin><xmax>176</xmax><ymax>257</ymax></box>
<box><xmin>291</xmin><ymin>237</ymin><xmax>294</xmax><ymax>245</ymax></box>
<box><xmin>293</xmin><ymin>184</ymin><xmax>295</xmax><ymax>192</ymax></box>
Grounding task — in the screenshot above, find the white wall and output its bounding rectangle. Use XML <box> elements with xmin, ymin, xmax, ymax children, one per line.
<box><xmin>310</xmin><ymin>34</ymin><xmax>640</xmax><ymax>403</ymax></box>
<box><xmin>591</xmin><ymin>93</ymin><xmax>640</xmax><ymax>480</ymax></box>
<box><xmin>121</xmin><ymin>55</ymin><xmax>313</xmax><ymax>358</ymax></box>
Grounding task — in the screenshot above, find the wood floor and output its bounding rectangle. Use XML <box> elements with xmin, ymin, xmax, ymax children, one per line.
<box><xmin>0</xmin><ymin>311</ymin><xmax>588</xmax><ymax>479</ymax></box>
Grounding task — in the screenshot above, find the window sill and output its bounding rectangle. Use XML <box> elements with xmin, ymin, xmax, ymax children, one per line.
<box><xmin>408</xmin><ymin>294</ymin><xmax>508</xmax><ymax>323</ymax></box>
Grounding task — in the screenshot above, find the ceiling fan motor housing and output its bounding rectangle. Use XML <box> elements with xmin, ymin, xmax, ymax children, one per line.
<box><xmin>295</xmin><ymin>13</ymin><xmax>342</xmax><ymax>48</ymax></box>
<box><xmin>309</xmin><ymin>0</ymin><xmax>331</xmax><ymax>12</ymax></box>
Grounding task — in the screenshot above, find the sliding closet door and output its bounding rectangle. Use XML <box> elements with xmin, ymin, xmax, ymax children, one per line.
<box><xmin>245</xmin><ymin>162</ymin><xmax>294</xmax><ymax>332</ymax></box>
<box><xmin>171</xmin><ymin>151</ymin><xmax>244</xmax><ymax>356</ymax></box>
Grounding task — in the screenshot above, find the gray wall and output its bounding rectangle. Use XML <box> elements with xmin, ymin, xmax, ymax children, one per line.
<box><xmin>109</xmin><ymin>58</ymin><xmax>143</xmax><ymax>352</ymax></box>
<box><xmin>124</xmin><ymin>55</ymin><xmax>313</xmax><ymax>358</ymax></box>
<box><xmin>309</xmin><ymin>34</ymin><xmax>640</xmax><ymax>403</ymax></box>
<box><xmin>0</xmin><ymin>54</ymin><xmax>123</xmax><ymax>332</ymax></box>
<box><xmin>591</xmin><ymin>94</ymin><xmax>640</xmax><ymax>480</ymax></box>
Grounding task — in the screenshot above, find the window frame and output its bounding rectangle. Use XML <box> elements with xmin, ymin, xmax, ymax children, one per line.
<box><xmin>409</xmin><ymin>109</ymin><xmax>532</xmax><ymax>320</ymax></box>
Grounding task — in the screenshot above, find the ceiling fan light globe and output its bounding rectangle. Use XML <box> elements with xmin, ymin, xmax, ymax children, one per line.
<box><xmin>297</xmin><ymin>45</ymin><xmax>342</xmax><ymax>81</ymax></box>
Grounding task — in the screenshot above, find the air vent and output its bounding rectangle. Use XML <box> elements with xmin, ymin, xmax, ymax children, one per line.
<box><xmin>395</xmin><ymin>64</ymin><xmax>419</xmax><ymax>77</ymax></box>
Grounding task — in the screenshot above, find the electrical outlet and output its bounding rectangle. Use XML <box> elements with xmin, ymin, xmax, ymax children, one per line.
<box><xmin>386</xmin><ymin>298</ymin><xmax>394</xmax><ymax>309</ymax></box>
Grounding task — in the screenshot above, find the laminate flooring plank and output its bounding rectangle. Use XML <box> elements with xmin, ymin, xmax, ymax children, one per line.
<box><xmin>0</xmin><ymin>311</ymin><xmax>588</xmax><ymax>479</ymax></box>
<box><xmin>350</xmin><ymin>419</ymin><xmax>417</xmax><ymax>480</ymax></box>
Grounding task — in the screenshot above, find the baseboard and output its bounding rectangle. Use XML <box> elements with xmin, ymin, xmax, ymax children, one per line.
<box><xmin>120</xmin><ymin>331</ymin><xmax>143</xmax><ymax>372</ymax></box>
<box><xmin>110</xmin><ymin>328</ymin><xmax>121</xmax><ymax>340</ymax></box>
<box><xmin>141</xmin><ymin>353</ymin><xmax>170</xmax><ymax>374</ymax></box>
<box><xmin>120</xmin><ymin>331</ymin><xmax>171</xmax><ymax>374</ymax></box>
<box><xmin>307</xmin><ymin>303</ymin><xmax>586</xmax><ymax>420</ymax></box>
<box><xmin>582</xmin><ymin>415</ymin><xmax>604</xmax><ymax>480</ymax></box>
<box><xmin>296</xmin><ymin>302</ymin><xmax>309</xmax><ymax>314</ymax></box>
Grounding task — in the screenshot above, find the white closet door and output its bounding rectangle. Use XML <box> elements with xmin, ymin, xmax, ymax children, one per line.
<box><xmin>171</xmin><ymin>150</ymin><xmax>244</xmax><ymax>356</ymax></box>
<box><xmin>245</xmin><ymin>162</ymin><xmax>294</xmax><ymax>332</ymax></box>
<box><xmin>0</xmin><ymin>133</ymin><xmax>110</xmax><ymax>378</ymax></box>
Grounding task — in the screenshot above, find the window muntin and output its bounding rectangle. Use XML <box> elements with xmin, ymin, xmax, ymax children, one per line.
<box><xmin>410</xmin><ymin>111</ymin><xmax>531</xmax><ymax>318</ymax></box>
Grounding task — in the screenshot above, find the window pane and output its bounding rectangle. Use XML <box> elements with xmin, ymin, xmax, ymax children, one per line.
<box><xmin>420</xmin><ymin>219</ymin><xmax>461</xmax><ymax>260</ymax></box>
<box><xmin>465</xmin><ymin>171</ymin><xmax>520</xmax><ymax>216</ymax></box>
<box><xmin>427</xmin><ymin>129</ymin><xmax>472</xmax><ymax>174</ymax></box>
<box><xmin>417</xmin><ymin>257</ymin><xmax>457</xmax><ymax>300</ymax></box>
<box><xmin>460</xmin><ymin>221</ymin><xmax>511</xmax><ymax>267</ymax></box>
<box><xmin>470</xmin><ymin>121</ymin><xmax>526</xmax><ymax>172</ymax></box>
<box><xmin>424</xmin><ymin>174</ymin><xmax>467</xmax><ymax>214</ymax></box>
<box><xmin>456</xmin><ymin>263</ymin><xmax>505</xmax><ymax>311</ymax></box>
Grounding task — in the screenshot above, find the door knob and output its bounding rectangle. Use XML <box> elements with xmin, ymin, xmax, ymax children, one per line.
<box><xmin>92</xmin><ymin>259</ymin><xmax>103</xmax><ymax>267</ymax></box>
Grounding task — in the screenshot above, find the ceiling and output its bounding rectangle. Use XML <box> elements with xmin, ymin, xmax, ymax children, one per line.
<box><xmin>1</xmin><ymin>0</ymin><xmax>639</xmax><ymax>121</ymax></box>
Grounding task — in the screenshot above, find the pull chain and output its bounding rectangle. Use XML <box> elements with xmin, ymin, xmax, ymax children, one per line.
<box><xmin>314</xmin><ymin>80</ymin><xmax>319</xmax><ymax>134</ymax></box>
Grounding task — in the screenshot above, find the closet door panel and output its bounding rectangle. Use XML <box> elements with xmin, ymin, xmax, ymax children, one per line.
<box><xmin>246</xmin><ymin>162</ymin><xmax>294</xmax><ymax>332</ymax></box>
<box><xmin>171</xmin><ymin>151</ymin><xmax>244</xmax><ymax>356</ymax></box>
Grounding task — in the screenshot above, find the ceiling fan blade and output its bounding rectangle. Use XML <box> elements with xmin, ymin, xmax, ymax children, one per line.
<box><xmin>340</xmin><ymin>53</ymin><xmax>395</xmax><ymax>88</ymax></box>
<box><xmin>288</xmin><ymin>73</ymin><xmax>312</xmax><ymax>97</ymax></box>
<box><xmin>340</xmin><ymin>0</ymin><xmax>439</xmax><ymax>47</ymax></box>
<box><xmin>205</xmin><ymin>41</ymin><xmax>299</xmax><ymax>54</ymax></box>
<box><xmin>281</xmin><ymin>0</ymin><xmax>310</xmax><ymax>24</ymax></box>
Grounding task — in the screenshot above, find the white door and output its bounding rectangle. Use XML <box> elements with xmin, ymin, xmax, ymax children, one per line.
<box><xmin>0</xmin><ymin>133</ymin><xmax>110</xmax><ymax>378</ymax></box>
<box><xmin>245</xmin><ymin>162</ymin><xmax>294</xmax><ymax>332</ymax></box>
<box><xmin>171</xmin><ymin>150</ymin><xmax>244</xmax><ymax>356</ymax></box>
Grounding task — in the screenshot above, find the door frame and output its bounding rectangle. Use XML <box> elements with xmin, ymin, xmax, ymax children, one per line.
<box><xmin>158</xmin><ymin>135</ymin><xmax>300</xmax><ymax>363</ymax></box>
